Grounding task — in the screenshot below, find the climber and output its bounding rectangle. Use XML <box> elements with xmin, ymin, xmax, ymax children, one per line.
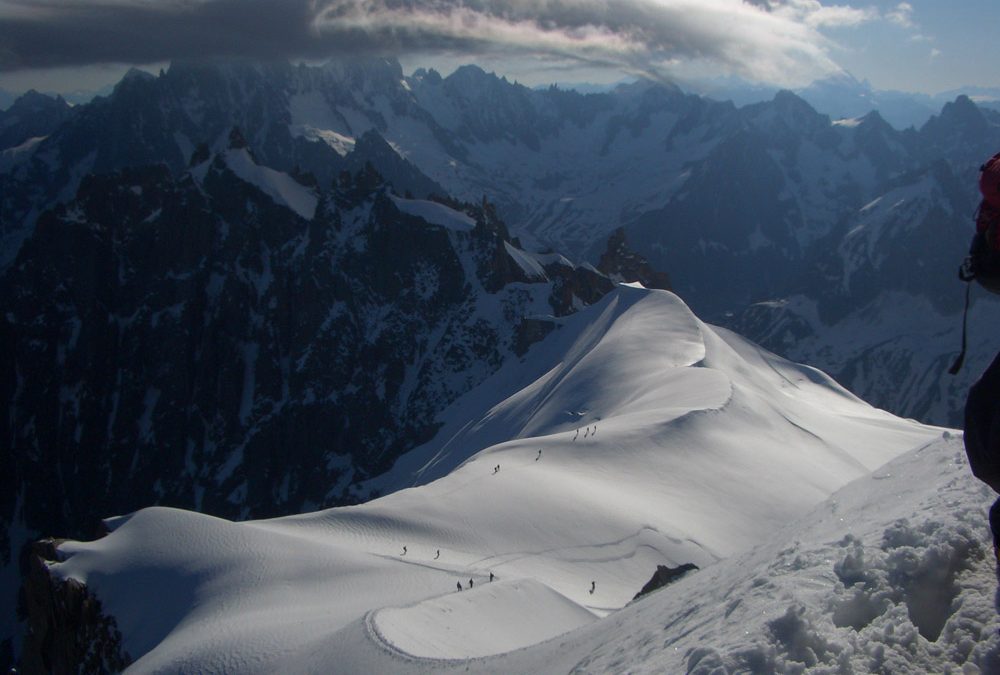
<box><xmin>960</xmin><ymin>151</ymin><xmax>1000</xmax><ymax>564</ymax></box>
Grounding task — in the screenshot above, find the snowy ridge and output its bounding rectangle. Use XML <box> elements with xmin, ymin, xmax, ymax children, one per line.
<box><xmin>51</xmin><ymin>287</ymin><xmax>943</xmax><ymax>672</ymax></box>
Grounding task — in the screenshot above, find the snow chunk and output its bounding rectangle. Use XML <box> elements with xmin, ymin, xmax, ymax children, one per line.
<box><xmin>389</xmin><ymin>195</ymin><xmax>475</xmax><ymax>231</ymax></box>
<box><xmin>503</xmin><ymin>241</ymin><xmax>547</xmax><ymax>279</ymax></box>
<box><xmin>223</xmin><ymin>148</ymin><xmax>317</xmax><ymax>220</ymax></box>
<box><xmin>0</xmin><ymin>135</ymin><xmax>45</xmax><ymax>171</ymax></box>
<box><xmin>833</xmin><ymin>117</ymin><xmax>863</xmax><ymax>128</ymax></box>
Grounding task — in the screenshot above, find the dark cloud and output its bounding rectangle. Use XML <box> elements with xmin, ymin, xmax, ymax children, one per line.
<box><xmin>0</xmin><ymin>0</ymin><xmax>844</xmax><ymax>86</ymax></box>
<box><xmin>1</xmin><ymin>0</ymin><xmax>337</xmax><ymax>69</ymax></box>
<box><xmin>0</xmin><ymin>0</ymin><xmax>477</xmax><ymax>69</ymax></box>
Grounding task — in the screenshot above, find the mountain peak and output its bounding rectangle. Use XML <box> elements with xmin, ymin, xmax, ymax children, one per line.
<box><xmin>920</xmin><ymin>94</ymin><xmax>990</xmax><ymax>140</ymax></box>
<box><xmin>443</xmin><ymin>64</ymin><xmax>523</xmax><ymax>95</ymax></box>
<box><xmin>8</xmin><ymin>89</ymin><xmax>70</xmax><ymax>112</ymax></box>
<box><xmin>228</xmin><ymin>126</ymin><xmax>249</xmax><ymax>150</ymax></box>
<box><xmin>940</xmin><ymin>94</ymin><xmax>985</xmax><ymax>125</ymax></box>
<box><xmin>856</xmin><ymin>108</ymin><xmax>893</xmax><ymax>131</ymax></box>
<box><xmin>772</xmin><ymin>89</ymin><xmax>816</xmax><ymax>113</ymax></box>
<box><xmin>121</xmin><ymin>67</ymin><xmax>156</xmax><ymax>85</ymax></box>
<box><xmin>743</xmin><ymin>89</ymin><xmax>827</xmax><ymax>131</ymax></box>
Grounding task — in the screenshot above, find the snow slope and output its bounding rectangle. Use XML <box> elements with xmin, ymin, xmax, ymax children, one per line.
<box><xmin>455</xmin><ymin>435</ymin><xmax>999</xmax><ymax>674</ymax></box>
<box><xmin>51</xmin><ymin>286</ymin><xmax>947</xmax><ymax>672</ymax></box>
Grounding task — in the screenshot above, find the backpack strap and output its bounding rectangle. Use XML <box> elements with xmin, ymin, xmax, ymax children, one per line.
<box><xmin>949</xmin><ymin>279</ymin><xmax>973</xmax><ymax>375</ymax></box>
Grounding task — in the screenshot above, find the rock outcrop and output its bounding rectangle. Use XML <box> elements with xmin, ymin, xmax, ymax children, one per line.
<box><xmin>633</xmin><ymin>563</ymin><xmax>699</xmax><ymax>601</ymax></box>
<box><xmin>19</xmin><ymin>539</ymin><xmax>130</xmax><ymax>674</ymax></box>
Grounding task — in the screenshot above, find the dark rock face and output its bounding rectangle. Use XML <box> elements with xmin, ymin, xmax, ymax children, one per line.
<box><xmin>20</xmin><ymin>539</ymin><xmax>131</xmax><ymax>675</ymax></box>
<box><xmin>632</xmin><ymin>563</ymin><xmax>699</xmax><ymax>601</ymax></box>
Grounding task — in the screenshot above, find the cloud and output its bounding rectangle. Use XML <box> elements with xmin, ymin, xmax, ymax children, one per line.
<box><xmin>886</xmin><ymin>2</ymin><xmax>915</xmax><ymax>29</ymax></box>
<box><xmin>0</xmin><ymin>0</ymin><xmax>853</xmax><ymax>86</ymax></box>
<box><xmin>770</xmin><ymin>0</ymin><xmax>879</xmax><ymax>28</ymax></box>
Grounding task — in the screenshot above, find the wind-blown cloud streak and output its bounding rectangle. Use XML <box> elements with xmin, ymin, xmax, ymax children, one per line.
<box><xmin>0</xmin><ymin>0</ymin><xmax>884</xmax><ymax>85</ymax></box>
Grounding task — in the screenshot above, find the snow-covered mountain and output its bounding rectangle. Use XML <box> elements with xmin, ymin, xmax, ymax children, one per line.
<box><xmin>4</xmin><ymin>135</ymin><xmax>679</xmax><ymax>665</ymax></box>
<box><xmin>23</xmin><ymin>284</ymin><xmax>959</xmax><ymax>672</ymax></box>
<box><xmin>7</xmin><ymin>57</ymin><xmax>1000</xmax><ymax>669</ymax></box>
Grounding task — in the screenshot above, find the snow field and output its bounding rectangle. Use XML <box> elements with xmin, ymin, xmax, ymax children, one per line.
<box><xmin>52</xmin><ymin>286</ymin><xmax>945</xmax><ymax>672</ymax></box>
<box><xmin>372</xmin><ymin>579</ymin><xmax>597</xmax><ymax>659</ymax></box>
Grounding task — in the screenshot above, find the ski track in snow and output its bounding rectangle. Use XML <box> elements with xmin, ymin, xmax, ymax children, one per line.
<box><xmin>49</xmin><ymin>287</ymin><xmax>965</xmax><ymax>673</ymax></box>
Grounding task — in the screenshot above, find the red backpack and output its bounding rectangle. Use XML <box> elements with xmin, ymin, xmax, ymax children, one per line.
<box><xmin>965</xmin><ymin>198</ymin><xmax>1000</xmax><ymax>293</ymax></box>
<box><xmin>980</xmin><ymin>152</ymin><xmax>1000</xmax><ymax>210</ymax></box>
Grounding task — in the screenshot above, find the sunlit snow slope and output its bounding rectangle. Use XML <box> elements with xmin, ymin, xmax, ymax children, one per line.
<box><xmin>51</xmin><ymin>286</ymin><xmax>943</xmax><ymax>672</ymax></box>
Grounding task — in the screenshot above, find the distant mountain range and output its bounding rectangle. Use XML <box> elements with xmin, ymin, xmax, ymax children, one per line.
<box><xmin>0</xmin><ymin>84</ymin><xmax>115</xmax><ymax>111</ymax></box>
<box><xmin>688</xmin><ymin>72</ymin><xmax>1000</xmax><ymax>130</ymax></box>
<box><xmin>6</xmin><ymin>70</ymin><xmax>997</xmax><ymax>131</ymax></box>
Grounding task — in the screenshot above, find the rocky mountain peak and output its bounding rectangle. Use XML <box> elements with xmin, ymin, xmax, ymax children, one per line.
<box><xmin>919</xmin><ymin>94</ymin><xmax>998</xmax><ymax>155</ymax></box>
<box><xmin>409</xmin><ymin>67</ymin><xmax>443</xmax><ymax>86</ymax></box>
<box><xmin>597</xmin><ymin>228</ymin><xmax>672</xmax><ymax>291</ymax></box>
<box><xmin>0</xmin><ymin>89</ymin><xmax>74</xmax><ymax>151</ymax></box>
<box><xmin>940</xmin><ymin>94</ymin><xmax>985</xmax><ymax>125</ymax></box>
<box><xmin>7</xmin><ymin>89</ymin><xmax>69</xmax><ymax>113</ymax></box>
<box><xmin>228</xmin><ymin>126</ymin><xmax>249</xmax><ymax>150</ymax></box>
<box><xmin>760</xmin><ymin>89</ymin><xmax>829</xmax><ymax>132</ymax></box>
<box><xmin>119</xmin><ymin>67</ymin><xmax>156</xmax><ymax>86</ymax></box>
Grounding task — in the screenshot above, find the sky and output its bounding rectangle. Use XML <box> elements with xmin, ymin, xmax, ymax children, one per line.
<box><xmin>0</xmin><ymin>0</ymin><xmax>997</xmax><ymax>98</ymax></box>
